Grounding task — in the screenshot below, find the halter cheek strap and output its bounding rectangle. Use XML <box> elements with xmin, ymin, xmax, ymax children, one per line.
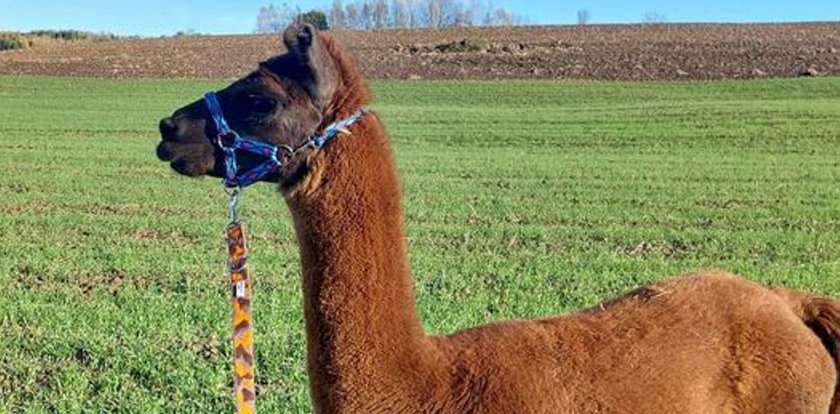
<box><xmin>203</xmin><ymin>91</ymin><xmax>366</xmax><ymax>188</ymax></box>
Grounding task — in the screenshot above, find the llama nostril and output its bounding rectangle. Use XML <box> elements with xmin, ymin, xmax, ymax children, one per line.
<box><xmin>159</xmin><ymin>117</ymin><xmax>178</xmax><ymax>140</ymax></box>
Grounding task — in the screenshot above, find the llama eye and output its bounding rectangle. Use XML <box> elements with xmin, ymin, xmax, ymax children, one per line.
<box><xmin>248</xmin><ymin>95</ymin><xmax>276</xmax><ymax>113</ymax></box>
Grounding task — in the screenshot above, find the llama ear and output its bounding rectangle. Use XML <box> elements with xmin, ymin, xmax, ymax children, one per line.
<box><xmin>283</xmin><ymin>23</ymin><xmax>315</xmax><ymax>53</ymax></box>
<box><xmin>282</xmin><ymin>23</ymin><xmax>338</xmax><ymax>108</ymax></box>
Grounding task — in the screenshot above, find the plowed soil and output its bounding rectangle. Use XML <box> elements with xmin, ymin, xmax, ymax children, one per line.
<box><xmin>1</xmin><ymin>23</ymin><xmax>838</xmax><ymax>80</ymax></box>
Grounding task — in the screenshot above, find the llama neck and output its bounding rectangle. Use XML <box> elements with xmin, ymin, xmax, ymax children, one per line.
<box><xmin>284</xmin><ymin>115</ymin><xmax>436</xmax><ymax>408</ymax></box>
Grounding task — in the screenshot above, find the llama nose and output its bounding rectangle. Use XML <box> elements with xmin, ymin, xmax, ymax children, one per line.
<box><xmin>159</xmin><ymin>117</ymin><xmax>178</xmax><ymax>141</ymax></box>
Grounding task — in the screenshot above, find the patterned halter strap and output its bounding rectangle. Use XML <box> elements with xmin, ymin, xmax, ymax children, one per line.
<box><xmin>204</xmin><ymin>91</ymin><xmax>366</xmax><ymax>188</ymax></box>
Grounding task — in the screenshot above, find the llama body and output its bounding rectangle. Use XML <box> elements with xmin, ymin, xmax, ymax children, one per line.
<box><xmin>156</xmin><ymin>24</ymin><xmax>840</xmax><ymax>413</ymax></box>
<box><xmin>285</xmin><ymin>109</ymin><xmax>835</xmax><ymax>414</ymax></box>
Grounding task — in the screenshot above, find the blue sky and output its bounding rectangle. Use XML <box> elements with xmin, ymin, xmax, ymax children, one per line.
<box><xmin>0</xmin><ymin>0</ymin><xmax>838</xmax><ymax>36</ymax></box>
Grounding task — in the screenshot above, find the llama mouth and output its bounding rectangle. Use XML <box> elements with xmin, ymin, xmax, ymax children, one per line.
<box><xmin>156</xmin><ymin>141</ymin><xmax>216</xmax><ymax>177</ymax></box>
<box><xmin>156</xmin><ymin>141</ymin><xmax>174</xmax><ymax>162</ymax></box>
<box><xmin>170</xmin><ymin>157</ymin><xmax>212</xmax><ymax>177</ymax></box>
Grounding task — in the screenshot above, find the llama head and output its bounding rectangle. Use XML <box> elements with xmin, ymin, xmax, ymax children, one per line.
<box><xmin>156</xmin><ymin>24</ymin><xmax>345</xmax><ymax>187</ymax></box>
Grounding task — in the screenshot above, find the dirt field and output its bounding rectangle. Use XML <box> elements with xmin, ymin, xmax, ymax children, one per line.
<box><xmin>0</xmin><ymin>23</ymin><xmax>838</xmax><ymax>80</ymax></box>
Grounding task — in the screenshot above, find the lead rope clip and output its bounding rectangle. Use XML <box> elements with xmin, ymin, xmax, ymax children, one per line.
<box><xmin>227</xmin><ymin>187</ymin><xmax>241</xmax><ymax>224</ymax></box>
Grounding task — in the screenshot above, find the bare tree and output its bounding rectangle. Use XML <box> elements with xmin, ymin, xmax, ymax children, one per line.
<box><xmin>454</xmin><ymin>2</ymin><xmax>474</xmax><ymax>27</ymax></box>
<box><xmin>373</xmin><ymin>0</ymin><xmax>389</xmax><ymax>29</ymax></box>
<box><xmin>345</xmin><ymin>2</ymin><xmax>360</xmax><ymax>28</ymax></box>
<box><xmin>482</xmin><ymin>0</ymin><xmax>496</xmax><ymax>26</ymax></box>
<box><xmin>441</xmin><ymin>0</ymin><xmax>469</xmax><ymax>27</ymax></box>
<box><xmin>642</xmin><ymin>12</ymin><xmax>667</xmax><ymax>24</ymax></box>
<box><xmin>490</xmin><ymin>6</ymin><xmax>512</xmax><ymax>26</ymax></box>
<box><xmin>256</xmin><ymin>5</ymin><xmax>282</xmax><ymax>33</ymax></box>
<box><xmin>406</xmin><ymin>0</ymin><xmax>420</xmax><ymax>28</ymax></box>
<box><xmin>330</xmin><ymin>0</ymin><xmax>346</xmax><ymax>29</ymax></box>
<box><xmin>511</xmin><ymin>13</ymin><xmax>526</xmax><ymax>25</ymax></box>
<box><xmin>277</xmin><ymin>3</ymin><xmax>300</xmax><ymax>25</ymax></box>
<box><xmin>469</xmin><ymin>0</ymin><xmax>483</xmax><ymax>26</ymax></box>
<box><xmin>261</xmin><ymin>0</ymin><xmax>524</xmax><ymax>31</ymax></box>
<box><xmin>427</xmin><ymin>0</ymin><xmax>442</xmax><ymax>28</ymax></box>
<box><xmin>360</xmin><ymin>1</ymin><xmax>373</xmax><ymax>29</ymax></box>
<box><xmin>392</xmin><ymin>0</ymin><xmax>408</xmax><ymax>28</ymax></box>
<box><xmin>577</xmin><ymin>8</ymin><xmax>590</xmax><ymax>25</ymax></box>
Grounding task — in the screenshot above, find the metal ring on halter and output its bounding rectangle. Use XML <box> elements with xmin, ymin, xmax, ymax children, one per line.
<box><xmin>216</xmin><ymin>133</ymin><xmax>235</xmax><ymax>148</ymax></box>
<box><xmin>277</xmin><ymin>144</ymin><xmax>295</xmax><ymax>162</ymax></box>
<box><xmin>226</xmin><ymin>187</ymin><xmax>241</xmax><ymax>224</ymax></box>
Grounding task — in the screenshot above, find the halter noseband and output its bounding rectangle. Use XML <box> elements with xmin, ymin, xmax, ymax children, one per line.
<box><xmin>203</xmin><ymin>91</ymin><xmax>366</xmax><ymax>188</ymax></box>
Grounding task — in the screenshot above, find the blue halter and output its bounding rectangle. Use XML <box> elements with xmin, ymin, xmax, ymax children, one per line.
<box><xmin>204</xmin><ymin>91</ymin><xmax>366</xmax><ymax>188</ymax></box>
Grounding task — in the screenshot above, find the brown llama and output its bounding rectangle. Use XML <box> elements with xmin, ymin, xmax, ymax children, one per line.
<box><xmin>156</xmin><ymin>24</ymin><xmax>840</xmax><ymax>413</ymax></box>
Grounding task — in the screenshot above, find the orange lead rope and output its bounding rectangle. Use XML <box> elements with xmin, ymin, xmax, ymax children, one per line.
<box><xmin>226</xmin><ymin>189</ymin><xmax>257</xmax><ymax>414</ymax></box>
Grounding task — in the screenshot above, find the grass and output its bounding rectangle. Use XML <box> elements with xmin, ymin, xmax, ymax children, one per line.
<box><xmin>1</xmin><ymin>75</ymin><xmax>838</xmax><ymax>413</ymax></box>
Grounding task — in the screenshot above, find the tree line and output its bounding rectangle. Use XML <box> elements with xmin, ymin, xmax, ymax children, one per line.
<box><xmin>0</xmin><ymin>30</ymin><xmax>119</xmax><ymax>51</ymax></box>
<box><xmin>256</xmin><ymin>0</ymin><xmax>526</xmax><ymax>33</ymax></box>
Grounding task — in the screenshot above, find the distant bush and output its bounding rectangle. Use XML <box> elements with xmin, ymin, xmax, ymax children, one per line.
<box><xmin>0</xmin><ymin>34</ymin><xmax>27</xmax><ymax>51</ymax></box>
<box><xmin>26</xmin><ymin>30</ymin><xmax>117</xmax><ymax>41</ymax></box>
<box><xmin>173</xmin><ymin>29</ymin><xmax>202</xmax><ymax>37</ymax></box>
<box><xmin>297</xmin><ymin>11</ymin><xmax>329</xmax><ymax>30</ymax></box>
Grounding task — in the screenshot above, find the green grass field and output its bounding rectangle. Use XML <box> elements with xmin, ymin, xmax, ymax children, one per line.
<box><xmin>1</xmin><ymin>75</ymin><xmax>838</xmax><ymax>413</ymax></box>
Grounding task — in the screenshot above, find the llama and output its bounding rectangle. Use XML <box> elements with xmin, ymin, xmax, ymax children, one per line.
<box><xmin>156</xmin><ymin>24</ymin><xmax>840</xmax><ymax>413</ymax></box>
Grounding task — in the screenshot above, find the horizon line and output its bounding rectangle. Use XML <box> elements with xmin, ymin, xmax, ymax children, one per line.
<box><xmin>6</xmin><ymin>19</ymin><xmax>840</xmax><ymax>38</ymax></box>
